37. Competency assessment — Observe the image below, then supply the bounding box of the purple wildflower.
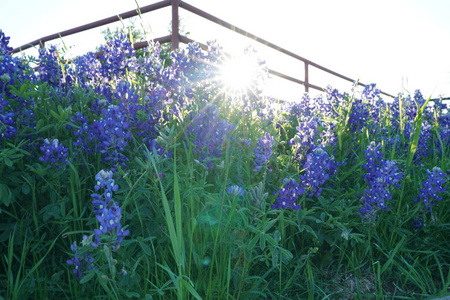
[227,185,245,197]
[186,104,235,170]
[0,30,13,54]
[360,142,403,218]
[289,117,320,164]
[253,132,274,173]
[299,147,336,198]
[66,241,96,280]
[37,45,73,87]
[72,52,102,87]
[0,95,16,140]
[38,138,69,167]
[411,217,423,230]
[413,167,447,213]
[271,178,303,210]
[90,170,129,251]
[98,33,138,82]
[90,104,132,170]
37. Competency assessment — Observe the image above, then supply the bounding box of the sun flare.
[218,55,259,96]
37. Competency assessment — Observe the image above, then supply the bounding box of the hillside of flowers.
[0,29,449,299]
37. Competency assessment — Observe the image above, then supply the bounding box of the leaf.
[0,184,13,206]
[179,277,202,300]
[22,183,30,195]
[36,119,45,131]
[300,225,318,239]
[265,234,278,247]
[79,270,95,284]
[50,109,62,121]
[259,233,266,251]
[124,291,141,298]
[4,157,13,167]
[247,235,259,251]
[139,241,152,256]
[279,248,294,263]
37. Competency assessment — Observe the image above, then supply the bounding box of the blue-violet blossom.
[360,141,403,218]
[271,178,303,210]
[39,138,69,167]
[253,132,274,173]
[413,167,447,213]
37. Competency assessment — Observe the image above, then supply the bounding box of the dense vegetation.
[0,29,449,299]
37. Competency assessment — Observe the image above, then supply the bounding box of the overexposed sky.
[2,0,450,101]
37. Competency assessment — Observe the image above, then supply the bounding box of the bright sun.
[218,55,259,96]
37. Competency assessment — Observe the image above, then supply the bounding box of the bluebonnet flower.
[0,30,13,54]
[38,138,69,167]
[0,33,36,142]
[299,147,336,198]
[98,33,138,82]
[348,97,370,132]
[289,117,321,164]
[94,169,116,191]
[361,83,381,101]
[288,94,316,119]
[66,241,96,280]
[411,217,424,230]
[227,185,245,197]
[253,132,274,173]
[137,42,164,82]
[318,122,337,149]
[90,104,131,170]
[325,86,347,113]
[114,81,161,146]
[0,94,16,141]
[402,120,433,164]
[413,167,447,213]
[186,104,235,170]
[271,178,303,210]
[360,141,403,218]
[66,112,90,155]
[37,45,65,87]
[67,84,162,169]
[362,83,385,124]
[435,114,450,156]
[72,52,102,87]
[391,90,431,128]
[146,138,172,160]
[90,170,129,251]
[1,32,35,93]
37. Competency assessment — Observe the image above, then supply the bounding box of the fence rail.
[12,0,397,98]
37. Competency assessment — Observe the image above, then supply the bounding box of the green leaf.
[0,184,13,206]
[79,270,95,284]
[259,233,266,251]
[247,235,259,250]
[265,234,278,247]
[4,157,13,167]
[22,183,30,195]
[124,291,141,298]
[36,119,45,131]
[139,241,152,256]
[179,277,202,300]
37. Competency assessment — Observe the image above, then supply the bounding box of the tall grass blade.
[405,96,431,170]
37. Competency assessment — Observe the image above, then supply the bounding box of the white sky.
[2,0,450,101]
